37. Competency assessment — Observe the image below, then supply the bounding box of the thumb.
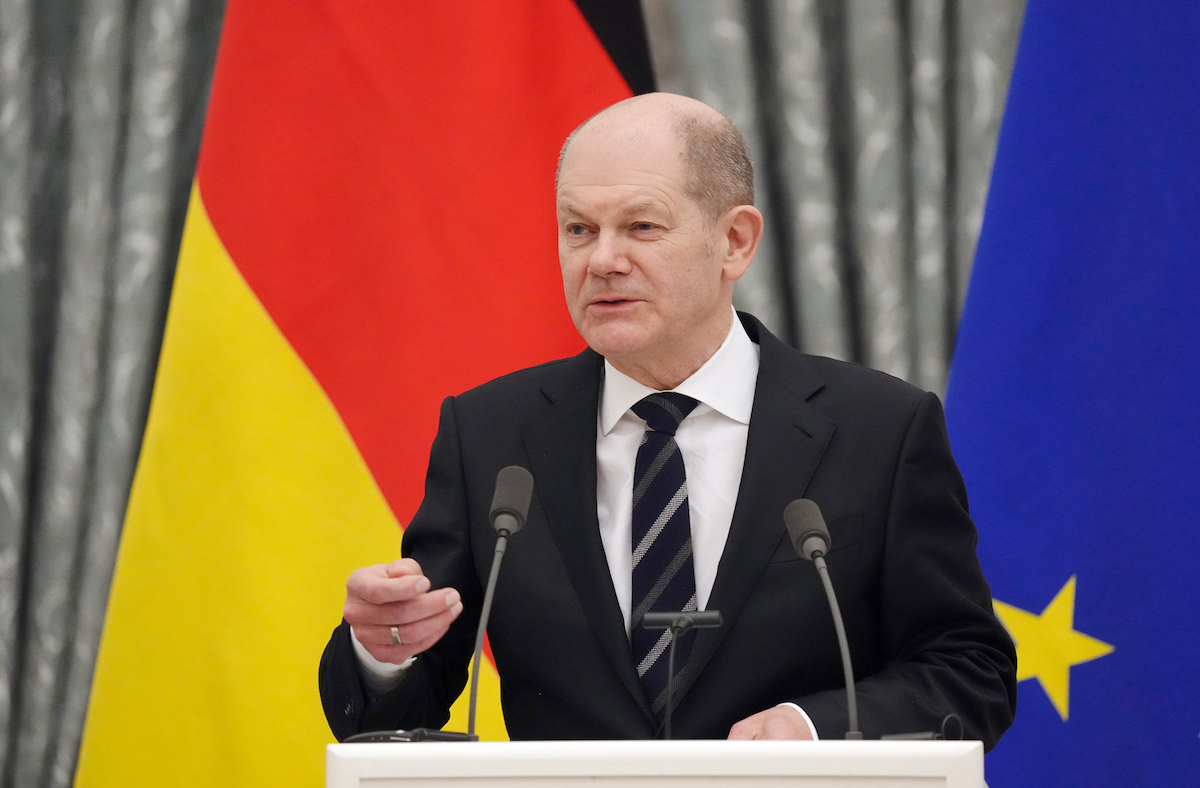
[384,557,422,578]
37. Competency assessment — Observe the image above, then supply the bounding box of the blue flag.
[945,1,1200,785]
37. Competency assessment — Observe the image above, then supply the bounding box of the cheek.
[686,258,725,298]
[559,255,586,299]
[668,266,713,306]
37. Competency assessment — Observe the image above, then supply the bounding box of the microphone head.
[489,466,534,534]
[783,498,831,561]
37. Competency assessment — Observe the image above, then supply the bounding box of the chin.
[579,325,649,360]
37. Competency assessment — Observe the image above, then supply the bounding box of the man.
[319,93,1016,744]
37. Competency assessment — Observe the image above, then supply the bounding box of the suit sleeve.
[319,396,483,739]
[790,392,1017,749]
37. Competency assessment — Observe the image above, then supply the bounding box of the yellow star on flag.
[993,575,1113,721]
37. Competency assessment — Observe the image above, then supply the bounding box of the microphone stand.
[784,499,862,739]
[467,465,534,739]
[641,610,722,739]
[466,524,512,738]
[810,552,861,739]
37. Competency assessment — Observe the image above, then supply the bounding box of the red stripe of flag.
[197,0,639,523]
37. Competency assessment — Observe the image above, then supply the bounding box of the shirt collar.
[599,310,760,435]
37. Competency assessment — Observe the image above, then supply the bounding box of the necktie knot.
[631,392,699,436]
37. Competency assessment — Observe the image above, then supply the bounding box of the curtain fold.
[0,1,224,785]
[645,0,1025,392]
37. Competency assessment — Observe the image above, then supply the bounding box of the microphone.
[784,499,862,740]
[467,466,534,738]
[489,465,534,537]
[641,610,722,740]
[784,498,830,561]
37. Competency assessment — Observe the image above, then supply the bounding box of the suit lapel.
[672,315,836,708]
[521,351,656,722]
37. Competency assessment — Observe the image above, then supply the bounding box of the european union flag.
[944,2,1200,785]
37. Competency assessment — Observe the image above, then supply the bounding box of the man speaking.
[319,93,1017,745]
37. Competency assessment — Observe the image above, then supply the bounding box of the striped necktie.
[629,391,699,718]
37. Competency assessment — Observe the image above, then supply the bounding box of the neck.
[609,362,695,392]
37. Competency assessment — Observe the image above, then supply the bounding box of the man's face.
[556,123,732,383]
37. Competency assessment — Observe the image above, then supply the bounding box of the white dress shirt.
[352,311,816,737]
[595,311,758,635]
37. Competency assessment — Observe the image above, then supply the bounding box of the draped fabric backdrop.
[644,0,1025,391]
[0,1,224,786]
[0,1,1023,785]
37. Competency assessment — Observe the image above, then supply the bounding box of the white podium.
[326,740,985,787]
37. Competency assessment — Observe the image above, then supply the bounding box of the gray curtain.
[0,0,224,785]
[0,1,1020,785]
[644,0,1025,393]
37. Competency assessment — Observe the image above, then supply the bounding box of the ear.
[718,205,764,282]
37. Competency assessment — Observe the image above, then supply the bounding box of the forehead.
[556,123,688,214]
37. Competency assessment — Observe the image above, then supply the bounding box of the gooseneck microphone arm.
[783,499,862,740]
[812,551,860,738]
[467,535,508,737]
[467,466,534,739]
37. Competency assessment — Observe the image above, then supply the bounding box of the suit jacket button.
[344,699,355,719]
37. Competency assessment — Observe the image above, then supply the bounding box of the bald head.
[557,93,755,221]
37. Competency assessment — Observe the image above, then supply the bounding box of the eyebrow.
[618,200,667,218]
[556,199,583,217]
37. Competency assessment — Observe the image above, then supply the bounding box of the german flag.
[76,2,654,784]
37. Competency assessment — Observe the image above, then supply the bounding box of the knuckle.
[347,565,384,595]
[406,615,451,648]
[360,584,387,606]
[343,596,371,623]
[389,557,421,577]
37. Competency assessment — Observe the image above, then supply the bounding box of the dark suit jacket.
[320,313,1016,747]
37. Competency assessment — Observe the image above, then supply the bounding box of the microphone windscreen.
[784,498,831,561]
[489,466,535,534]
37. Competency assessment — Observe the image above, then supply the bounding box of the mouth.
[589,296,640,307]
[586,298,640,316]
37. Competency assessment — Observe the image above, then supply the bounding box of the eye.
[632,222,656,232]
[565,224,588,236]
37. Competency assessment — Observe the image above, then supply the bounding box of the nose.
[587,229,632,277]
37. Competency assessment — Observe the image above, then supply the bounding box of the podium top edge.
[326,739,984,779]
